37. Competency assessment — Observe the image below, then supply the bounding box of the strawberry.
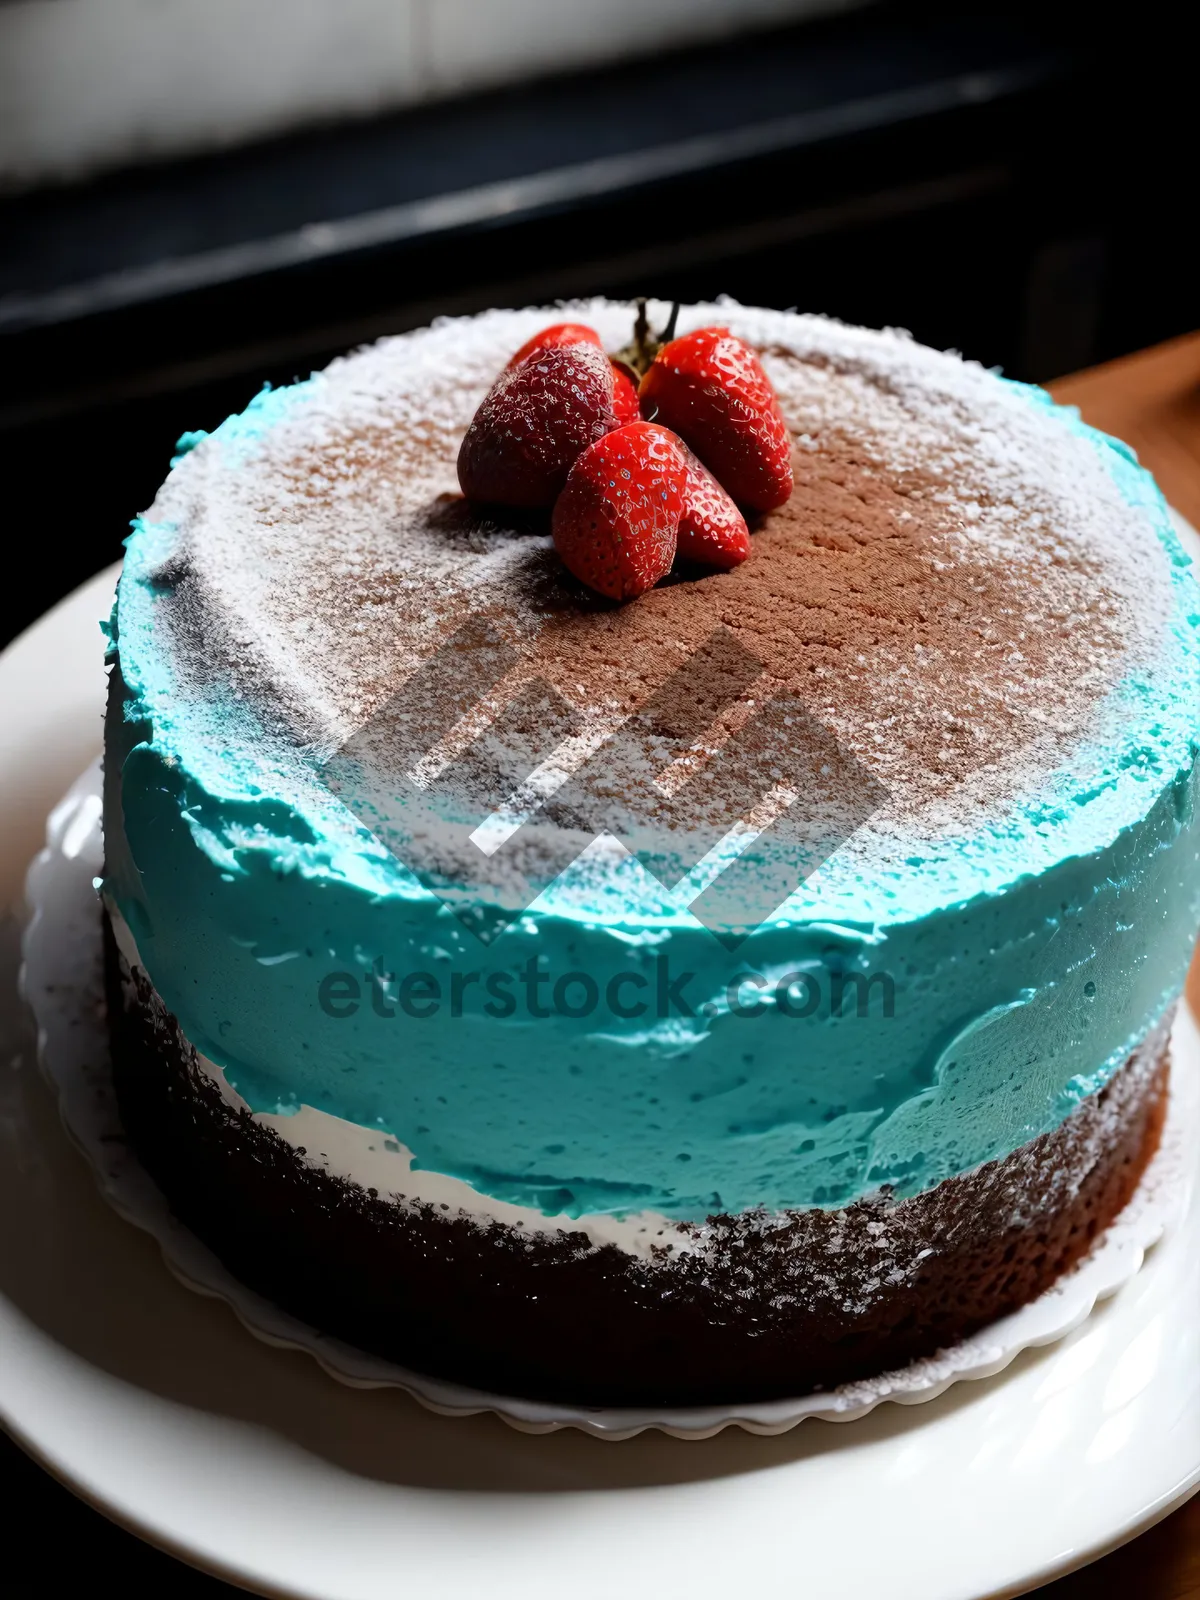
[552,422,687,601]
[638,327,793,511]
[677,447,751,569]
[610,361,641,425]
[506,321,603,369]
[508,322,640,424]
[458,343,623,508]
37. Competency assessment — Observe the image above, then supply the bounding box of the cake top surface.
[115,299,1200,931]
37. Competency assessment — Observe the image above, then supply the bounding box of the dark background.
[1,2,1194,652]
[3,1,1197,653]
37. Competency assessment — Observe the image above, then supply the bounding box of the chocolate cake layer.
[106,917,1170,1407]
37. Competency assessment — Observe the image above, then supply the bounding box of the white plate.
[2,562,1200,1600]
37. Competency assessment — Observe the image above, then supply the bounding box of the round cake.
[101,300,1200,1405]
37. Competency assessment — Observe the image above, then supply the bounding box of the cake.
[101,300,1200,1406]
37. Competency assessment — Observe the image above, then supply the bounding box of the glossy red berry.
[552,422,687,600]
[610,362,641,425]
[506,322,604,369]
[639,327,793,511]
[677,447,751,569]
[457,343,623,508]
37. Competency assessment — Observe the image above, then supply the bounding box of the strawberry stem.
[614,298,683,377]
[633,299,652,372]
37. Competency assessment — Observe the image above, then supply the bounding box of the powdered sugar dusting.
[141,300,1183,867]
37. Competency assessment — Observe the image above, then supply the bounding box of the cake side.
[105,914,1172,1406]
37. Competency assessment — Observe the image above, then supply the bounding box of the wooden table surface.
[1051,332,1200,533]
[1036,331,1200,1598]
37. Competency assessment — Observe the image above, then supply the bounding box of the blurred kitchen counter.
[1043,331,1200,1599]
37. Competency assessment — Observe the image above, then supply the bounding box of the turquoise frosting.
[102,376,1200,1222]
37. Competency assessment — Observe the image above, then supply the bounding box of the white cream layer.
[108,901,697,1258]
